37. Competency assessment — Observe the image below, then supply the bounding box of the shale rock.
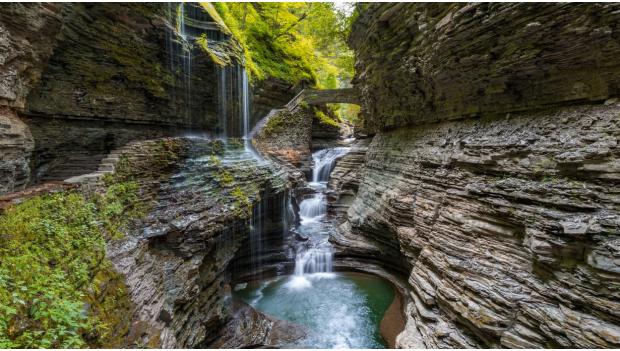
[102,137,293,347]
[252,105,314,169]
[349,3,620,131]
[344,3,620,348]
[346,104,620,348]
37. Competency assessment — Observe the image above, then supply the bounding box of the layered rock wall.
[350,3,620,131]
[0,3,297,194]
[101,138,294,347]
[0,4,63,193]
[345,3,620,348]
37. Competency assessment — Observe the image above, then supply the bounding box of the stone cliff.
[342,3,620,348]
[0,3,297,194]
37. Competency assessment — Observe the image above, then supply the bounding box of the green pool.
[234,272,395,348]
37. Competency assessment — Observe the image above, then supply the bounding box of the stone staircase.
[63,143,134,186]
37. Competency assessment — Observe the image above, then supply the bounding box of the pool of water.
[234,272,395,349]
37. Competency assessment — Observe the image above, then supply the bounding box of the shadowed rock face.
[0,4,63,194]
[0,3,297,194]
[349,3,620,132]
[343,3,620,348]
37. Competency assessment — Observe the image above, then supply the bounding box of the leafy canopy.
[209,2,354,89]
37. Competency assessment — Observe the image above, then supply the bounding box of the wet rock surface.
[0,4,297,194]
[345,104,620,348]
[252,105,314,169]
[99,138,294,347]
[0,4,63,193]
[207,299,307,348]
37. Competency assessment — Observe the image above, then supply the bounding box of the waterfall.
[289,147,351,288]
[250,197,263,277]
[294,247,333,276]
[311,147,350,183]
[218,67,227,137]
[242,67,250,142]
[299,193,326,224]
[177,3,192,123]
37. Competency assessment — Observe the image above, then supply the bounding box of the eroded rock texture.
[344,3,620,348]
[0,3,297,194]
[0,4,63,193]
[102,138,294,347]
[349,3,620,131]
[252,105,314,168]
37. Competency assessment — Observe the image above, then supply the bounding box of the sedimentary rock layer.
[345,3,620,348]
[347,102,620,348]
[349,3,620,131]
[100,138,293,347]
[0,3,297,194]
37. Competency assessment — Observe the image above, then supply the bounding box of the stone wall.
[0,4,63,194]
[344,3,620,348]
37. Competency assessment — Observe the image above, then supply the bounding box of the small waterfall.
[250,197,263,277]
[294,247,333,276]
[311,147,350,183]
[242,67,250,142]
[166,2,193,124]
[299,193,326,224]
[177,3,192,123]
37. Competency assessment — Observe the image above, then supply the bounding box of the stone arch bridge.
[285,88,361,109]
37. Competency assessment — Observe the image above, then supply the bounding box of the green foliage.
[262,113,286,136]
[314,107,340,127]
[210,2,355,88]
[0,183,143,348]
[98,181,146,239]
[327,103,360,124]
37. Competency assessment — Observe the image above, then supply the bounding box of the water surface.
[235,272,394,349]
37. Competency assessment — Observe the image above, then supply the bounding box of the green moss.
[262,113,286,136]
[216,169,235,187]
[231,186,252,217]
[227,138,244,149]
[209,154,222,167]
[0,182,142,348]
[314,107,339,127]
[196,34,227,66]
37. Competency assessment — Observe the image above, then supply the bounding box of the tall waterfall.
[217,67,227,138]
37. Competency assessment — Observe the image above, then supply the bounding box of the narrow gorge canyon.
[1,2,619,349]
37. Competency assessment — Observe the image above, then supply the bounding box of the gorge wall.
[0,3,297,194]
[344,3,620,348]
[100,138,297,348]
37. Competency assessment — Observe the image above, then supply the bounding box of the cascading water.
[166,2,193,123]
[235,146,396,348]
[217,67,227,138]
[311,147,351,183]
[288,146,350,286]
